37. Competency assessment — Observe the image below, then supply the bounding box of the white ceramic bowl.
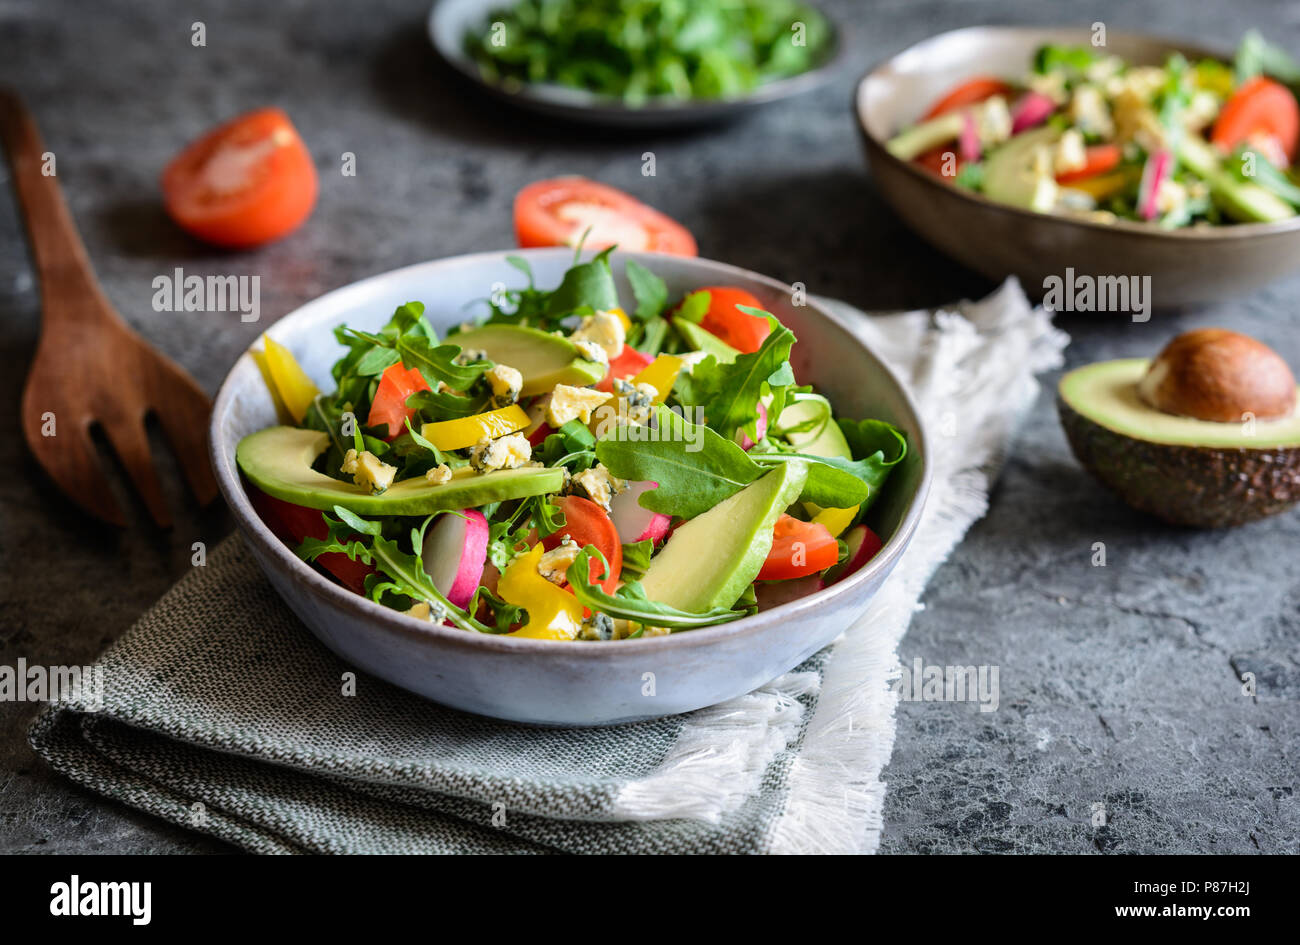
[210,249,930,725]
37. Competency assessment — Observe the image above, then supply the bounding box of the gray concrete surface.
[0,0,1296,854]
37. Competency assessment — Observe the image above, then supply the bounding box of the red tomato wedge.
[249,487,374,594]
[367,362,431,440]
[596,345,653,393]
[757,514,839,581]
[162,107,318,248]
[923,77,1015,120]
[682,286,771,354]
[1212,76,1300,164]
[1056,144,1123,184]
[514,178,697,256]
[543,496,623,594]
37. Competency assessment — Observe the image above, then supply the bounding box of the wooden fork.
[0,89,216,527]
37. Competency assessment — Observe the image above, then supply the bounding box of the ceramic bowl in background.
[210,249,930,726]
[855,26,1300,308]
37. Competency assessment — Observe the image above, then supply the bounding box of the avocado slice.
[1058,359,1300,527]
[886,111,966,162]
[1176,136,1295,224]
[236,426,565,514]
[675,320,740,363]
[451,324,604,396]
[639,460,808,613]
[983,126,1061,213]
[778,396,852,459]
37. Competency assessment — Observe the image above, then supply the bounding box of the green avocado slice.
[639,460,808,613]
[236,426,565,514]
[983,126,1061,213]
[1058,359,1300,527]
[451,324,604,396]
[675,320,740,363]
[777,396,853,459]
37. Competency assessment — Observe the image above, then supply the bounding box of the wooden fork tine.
[148,368,219,507]
[20,404,126,527]
[101,413,171,528]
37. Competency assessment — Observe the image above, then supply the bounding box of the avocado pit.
[1137,329,1296,423]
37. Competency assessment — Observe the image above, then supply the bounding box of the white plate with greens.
[428,0,842,127]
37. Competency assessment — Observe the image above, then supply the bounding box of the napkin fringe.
[611,670,820,824]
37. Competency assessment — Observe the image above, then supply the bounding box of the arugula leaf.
[837,418,908,512]
[396,333,489,391]
[545,248,618,317]
[749,452,868,508]
[595,405,762,518]
[568,548,746,629]
[1235,29,1300,85]
[683,314,796,440]
[625,259,668,321]
[619,539,654,580]
[639,315,671,356]
[405,386,488,421]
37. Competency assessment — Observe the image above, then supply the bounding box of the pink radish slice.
[610,480,670,544]
[420,509,488,609]
[959,110,982,162]
[1137,149,1172,221]
[738,402,769,451]
[755,575,825,611]
[826,524,883,585]
[1010,91,1056,134]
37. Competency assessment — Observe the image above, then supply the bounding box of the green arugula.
[678,312,796,440]
[568,549,746,629]
[545,248,619,317]
[619,539,654,580]
[625,259,668,321]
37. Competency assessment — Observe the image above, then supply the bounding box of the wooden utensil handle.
[0,88,108,321]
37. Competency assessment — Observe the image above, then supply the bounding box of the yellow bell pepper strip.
[262,336,320,423]
[609,306,632,333]
[421,404,530,452]
[811,504,858,539]
[250,348,293,424]
[632,354,683,405]
[1067,169,1131,201]
[500,545,584,640]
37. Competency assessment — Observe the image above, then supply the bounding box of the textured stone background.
[0,0,1296,854]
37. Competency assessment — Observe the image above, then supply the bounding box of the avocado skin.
[1058,397,1300,528]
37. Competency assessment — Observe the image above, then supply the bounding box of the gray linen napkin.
[29,284,1065,854]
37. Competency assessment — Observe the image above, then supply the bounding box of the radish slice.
[1010,91,1056,134]
[420,509,488,609]
[738,402,768,451]
[959,110,982,162]
[825,524,883,585]
[755,575,825,611]
[610,480,670,544]
[1137,148,1172,221]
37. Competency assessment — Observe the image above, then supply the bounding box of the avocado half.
[1058,359,1300,527]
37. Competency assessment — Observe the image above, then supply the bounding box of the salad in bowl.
[886,31,1300,228]
[235,250,907,644]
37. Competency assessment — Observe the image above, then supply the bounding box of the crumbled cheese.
[469,433,532,472]
[547,384,611,427]
[611,378,657,425]
[975,95,1012,148]
[485,363,523,407]
[578,612,616,641]
[571,309,625,360]
[569,463,625,511]
[425,463,453,485]
[1084,56,1123,84]
[573,339,608,365]
[1027,70,1069,106]
[1155,178,1189,216]
[1183,90,1220,133]
[537,536,580,585]
[676,351,709,373]
[1068,84,1115,139]
[406,599,448,623]
[341,448,396,494]
[639,625,671,638]
[1053,128,1088,176]
[1104,66,1166,105]
[455,348,488,366]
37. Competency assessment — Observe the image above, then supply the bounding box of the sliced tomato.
[249,487,374,594]
[367,362,431,440]
[596,345,653,393]
[923,77,1015,120]
[915,144,962,181]
[514,177,697,256]
[1212,77,1300,164]
[757,514,839,581]
[680,286,771,354]
[1055,143,1123,184]
[543,495,622,594]
[162,107,318,248]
